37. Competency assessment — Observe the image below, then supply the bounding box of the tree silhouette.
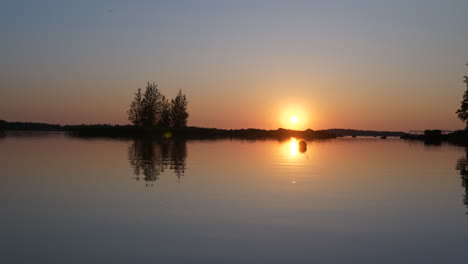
[159,95,172,127]
[128,83,189,128]
[128,88,143,126]
[128,82,163,127]
[141,82,162,127]
[456,64,468,129]
[171,90,189,127]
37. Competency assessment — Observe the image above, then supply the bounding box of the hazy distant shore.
[0,120,409,140]
[67,125,339,140]
[0,120,336,140]
[401,129,468,146]
[2,120,468,144]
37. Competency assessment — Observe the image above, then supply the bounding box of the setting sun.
[290,116,299,123]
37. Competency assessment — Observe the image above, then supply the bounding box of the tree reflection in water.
[128,139,187,187]
[456,147,468,213]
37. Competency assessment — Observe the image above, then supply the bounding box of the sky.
[1,0,467,131]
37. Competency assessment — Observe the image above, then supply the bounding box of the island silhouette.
[2,70,468,145]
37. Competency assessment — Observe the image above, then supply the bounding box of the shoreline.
[65,125,338,140]
[4,120,466,144]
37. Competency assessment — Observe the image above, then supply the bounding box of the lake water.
[1,133,468,263]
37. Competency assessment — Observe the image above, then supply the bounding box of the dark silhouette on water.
[423,130,442,145]
[401,129,468,146]
[298,140,307,153]
[455,147,468,214]
[128,138,187,186]
[328,128,407,137]
[2,119,410,140]
[66,125,337,141]
[0,119,61,131]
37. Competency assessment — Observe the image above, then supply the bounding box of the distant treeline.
[3,120,467,144]
[0,120,62,131]
[0,121,336,140]
[401,129,468,146]
[1,120,409,137]
[327,129,408,137]
[66,125,337,140]
[3,119,425,141]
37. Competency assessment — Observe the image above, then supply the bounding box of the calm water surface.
[1,133,468,263]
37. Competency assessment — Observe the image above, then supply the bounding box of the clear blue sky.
[1,0,467,130]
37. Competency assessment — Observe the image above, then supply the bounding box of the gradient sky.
[1,0,467,131]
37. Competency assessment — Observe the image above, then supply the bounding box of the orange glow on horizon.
[279,103,311,130]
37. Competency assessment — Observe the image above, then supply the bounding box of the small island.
[0,82,336,140]
[2,72,468,145]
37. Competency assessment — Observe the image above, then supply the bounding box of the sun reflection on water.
[289,137,298,157]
